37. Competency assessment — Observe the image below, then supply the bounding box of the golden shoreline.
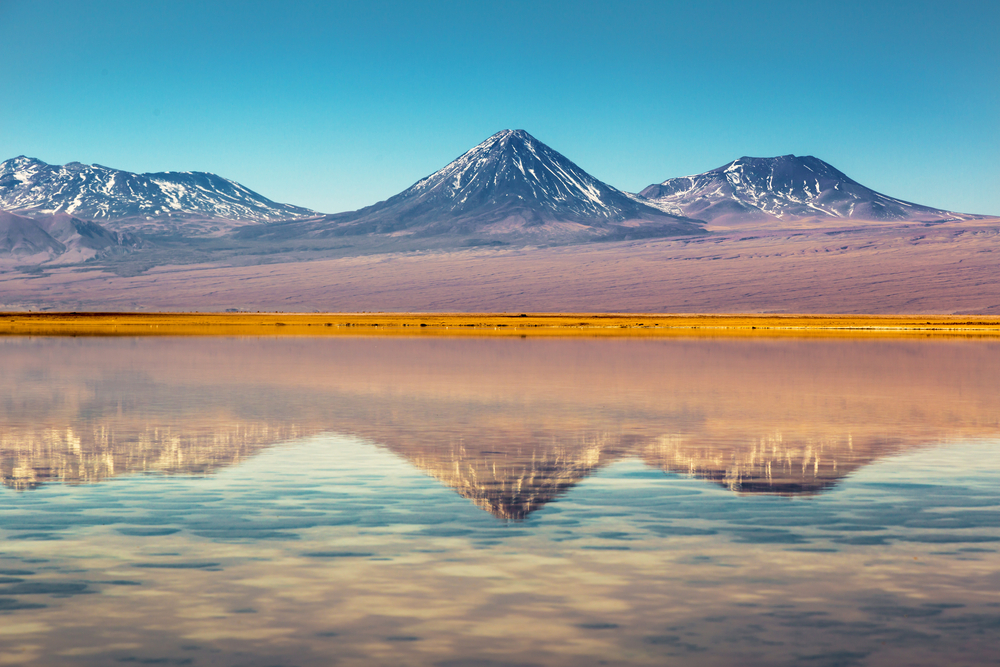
[2,312,1000,338]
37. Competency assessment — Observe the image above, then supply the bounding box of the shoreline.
[3,312,1000,337]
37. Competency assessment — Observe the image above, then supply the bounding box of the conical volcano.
[387,129,675,223]
[237,130,705,245]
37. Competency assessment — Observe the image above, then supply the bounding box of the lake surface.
[1,336,998,666]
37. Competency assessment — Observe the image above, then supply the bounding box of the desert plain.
[2,218,999,315]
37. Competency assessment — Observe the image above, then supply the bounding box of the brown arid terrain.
[4,337,1000,513]
[1,218,998,313]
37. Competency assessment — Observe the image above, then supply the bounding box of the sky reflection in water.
[0,336,998,667]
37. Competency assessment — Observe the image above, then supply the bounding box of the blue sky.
[1,0,997,215]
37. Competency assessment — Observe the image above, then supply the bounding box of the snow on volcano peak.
[387,129,670,221]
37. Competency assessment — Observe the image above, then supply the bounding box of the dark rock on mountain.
[0,157,314,235]
[638,155,977,224]
[236,129,705,245]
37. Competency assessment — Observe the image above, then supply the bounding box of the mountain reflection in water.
[1,336,999,667]
[3,337,998,515]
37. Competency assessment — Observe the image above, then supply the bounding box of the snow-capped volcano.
[239,130,704,244]
[393,128,665,221]
[638,155,973,224]
[0,157,314,235]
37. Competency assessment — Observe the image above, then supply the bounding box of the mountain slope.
[638,155,977,225]
[0,210,141,264]
[237,129,705,245]
[0,210,65,259]
[36,213,143,262]
[0,157,314,235]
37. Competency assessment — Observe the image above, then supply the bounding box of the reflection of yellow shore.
[3,312,1000,337]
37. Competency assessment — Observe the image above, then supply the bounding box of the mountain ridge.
[0,156,315,236]
[2,140,993,271]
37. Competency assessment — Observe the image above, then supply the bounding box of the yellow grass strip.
[2,312,1000,338]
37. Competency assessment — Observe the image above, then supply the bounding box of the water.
[1,336,998,666]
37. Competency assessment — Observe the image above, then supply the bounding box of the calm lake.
[1,336,998,666]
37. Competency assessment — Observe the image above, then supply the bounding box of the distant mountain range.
[0,156,314,236]
[0,132,990,266]
[638,154,972,224]
[236,129,704,245]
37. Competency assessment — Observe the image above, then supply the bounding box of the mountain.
[0,157,315,236]
[0,210,141,264]
[0,210,66,259]
[638,155,975,225]
[237,129,705,245]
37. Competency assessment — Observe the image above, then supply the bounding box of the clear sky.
[1,0,997,215]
